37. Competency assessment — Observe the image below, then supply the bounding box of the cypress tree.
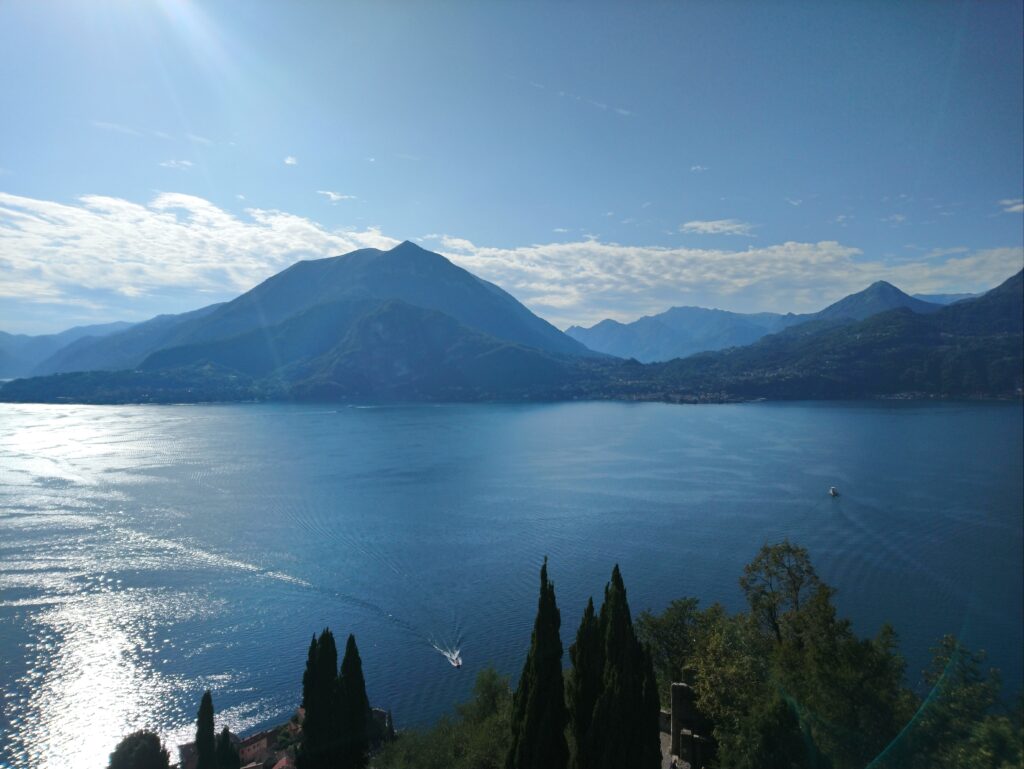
[298,628,339,769]
[506,557,569,769]
[337,634,371,769]
[214,727,241,769]
[577,565,661,769]
[301,633,317,709]
[568,597,603,769]
[195,690,216,769]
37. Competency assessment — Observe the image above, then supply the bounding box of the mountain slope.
[33,304,224,375]
[813,280,940,321]
[567,280,944,362]
[184,240,590,355]
[566,308,791,362]
[648,270,1023,399]
[0,321,134,378]
[34,241,590,376]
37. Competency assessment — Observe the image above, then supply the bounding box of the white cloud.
[159,159,194,170]
[881,213,907,224]
[680,219,754,236]
[186,133,213,145]
[785,198,803,207]
[689,165,709,173]
[317,190,356,203]
[284,156,298,166]
[999,198,1024,214]
[1,191,1019,332]
[0,191,397,314]
[553,228,569,233]
[429,235,1023,327]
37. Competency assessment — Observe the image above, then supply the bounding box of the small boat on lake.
[829,486,839,497]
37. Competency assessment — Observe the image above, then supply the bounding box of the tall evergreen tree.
[567,597,603,769]
[579,565,660,769]
[337,633,371,769]
[195,690,216,769]
[301,633,317,709]
[505,558,569,769]
[298,628,340,769]
[214,727,241,769]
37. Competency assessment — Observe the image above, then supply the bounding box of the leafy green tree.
[506,558,569,769]
[880,636,1020,769]
[739,540,820,643]
[567,597,602,769]
[337,633,371,769]
[195,690,216,769]
[636,596,704,703]
[215,726,241,769]
[108,731,171,769]
[586,565,660,769]
[299,628,340,769]
[375,668,512,769]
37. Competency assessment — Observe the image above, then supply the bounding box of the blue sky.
[1,0,1021,334]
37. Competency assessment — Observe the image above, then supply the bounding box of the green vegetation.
[6,270,1021,405]
[215,727,241,769]
[338,633,371,768]
[573,565,661,769]
[195,690,216,769]
[299,629,372,769]
[105,548,1020,768]
[108,731,171,769]
[375,668,513,769]
[635,540,1023,769]
[505,558,569,769]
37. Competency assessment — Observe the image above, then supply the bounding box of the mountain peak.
[815,279,940,321]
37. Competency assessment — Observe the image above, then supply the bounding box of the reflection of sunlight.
[12,589,195,768]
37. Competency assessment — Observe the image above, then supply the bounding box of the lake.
[0,400,1021,767]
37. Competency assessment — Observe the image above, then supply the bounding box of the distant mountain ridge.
[31,241,590,378]
[0,321,134,378]
[1,244,1017,404]
[567,280,943,362]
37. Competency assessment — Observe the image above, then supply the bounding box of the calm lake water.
[0,400,1021,767]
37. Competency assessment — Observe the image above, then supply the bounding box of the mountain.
[33,241,590,377]
[566,308,793,363]
[913,292,978,305]
[33,304,224,376]
[0,321,134,378]
[567,280,943,362]
[646,270,1023,399]
[812,280,941,321]
[4,241,598,402]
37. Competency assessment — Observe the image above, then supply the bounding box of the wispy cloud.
[2,191,1019,332]
[159,159,194,170]
[689,165,709,173]
[785,198,802,207]
[553,227,569,233]
[999,198,1024,214]
[680,219,754,236]
[881,213,907,225]
[317,190,356,203]
[91,120,142,136]
[284,156,298,166]
[186,133,213,146]
[0,191,397,319]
